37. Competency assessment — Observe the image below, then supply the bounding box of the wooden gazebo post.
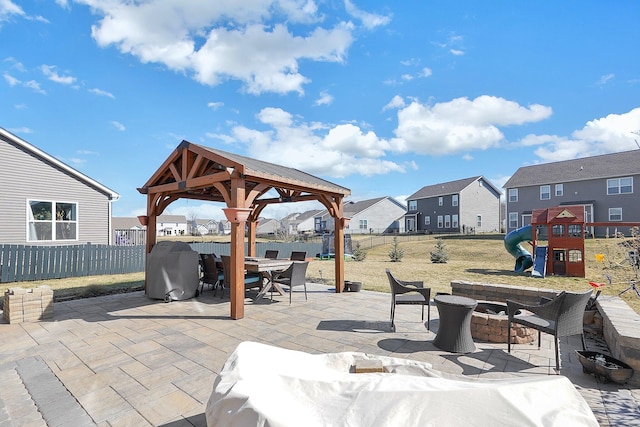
[226,176,248,320]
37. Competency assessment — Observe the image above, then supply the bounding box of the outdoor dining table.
[244,257,293,300]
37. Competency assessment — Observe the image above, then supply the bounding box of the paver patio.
[1,283,639,426]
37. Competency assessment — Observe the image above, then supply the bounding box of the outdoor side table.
[433,295,477,353]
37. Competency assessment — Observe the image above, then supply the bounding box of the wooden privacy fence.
[0,244,146,283]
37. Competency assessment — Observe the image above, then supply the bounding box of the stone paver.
[0,284,639,426]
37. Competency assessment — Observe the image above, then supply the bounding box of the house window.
[359,219,368,230]
[509,212,518,229]
[452,195,458,206]
[555,184,563,197]
[408,200,417,211]
[425,216,431,226]
[452,214,459,228]
[568,250,583,263]
[28,200,77,241]
[607,177,633,195]
[552,224,564,237]
[568,224,582,237]
[508,189,518,202]
[476,215,482,227]
[437,215,443,228]
[609,208,622,221]
[540,185,550,200]
[445,215,451,228]
[438,197,443,206]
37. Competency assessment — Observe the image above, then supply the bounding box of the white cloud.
[314,90,333,106]
[23,80,46,94]
[597,73,615,86]
[41,65,76,84]
[344,0,391,29]
[78,1,366,95]
[0,0,24,25]
[209,106,404,178]
[207,101,224,110]
[450,49,464,56]
[382,95,405,111]
[3,72,19,86]
[111,120,126,131]
[531,107,640,162]
[392,95,552,155]
[420,67,432,78]
[89,88,115,98]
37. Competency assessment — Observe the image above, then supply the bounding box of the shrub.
[389,236,404,262]
[430,238,449,263]
[352,242,367,261]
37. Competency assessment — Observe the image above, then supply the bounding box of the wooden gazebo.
[138,141,351,319]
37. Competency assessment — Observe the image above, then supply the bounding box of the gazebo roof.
[138,141,350,205]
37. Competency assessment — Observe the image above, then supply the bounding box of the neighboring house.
[0,127,120,245]
[405,176,501,234]
[156,215,188,236]
[503,150,640,237]
[295,209,325,234]
[113,215,188,237]
[189,219,218,236]
[256,218,280,235]
[342,197,407,234]
[299,197,407,235]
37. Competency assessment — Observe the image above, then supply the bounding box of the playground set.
[504,205,640,280]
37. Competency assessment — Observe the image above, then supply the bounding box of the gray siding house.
[503,149,640,237]
[406,176,501,234]
[0,128,120,245]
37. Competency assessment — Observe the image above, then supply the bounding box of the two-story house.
[405,176,501,234]
[503,149,640,237]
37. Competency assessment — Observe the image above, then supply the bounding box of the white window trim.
[424,216,430,226]
[27,199,79,242]
[508,189,518,202]
[609,207,622,221]
[437,215,443,228]
[408,200,417,210]
[508,212,518,229]
[607,177,633,195]
[540,185,551,200]
[452,195,458,206]
[555,184,563,197]
[438,197,443,206]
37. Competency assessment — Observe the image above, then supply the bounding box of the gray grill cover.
[146,241,199,301]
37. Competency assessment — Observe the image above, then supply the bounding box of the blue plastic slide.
[504,225,534,273]
[531,246,548,278]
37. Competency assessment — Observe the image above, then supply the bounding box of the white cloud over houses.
[390,95,553,155]
[529,107,640,162]
[74,0,388,95]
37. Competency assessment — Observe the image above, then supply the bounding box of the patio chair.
[507,289,592,371]
[386,269,431,332]
[290,251,307,261]
[200,253,224,294]
[218,255,263,298]
[264,250,279,259]
[272,261,309,304]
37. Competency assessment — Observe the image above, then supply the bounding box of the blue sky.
[2,1,640,221]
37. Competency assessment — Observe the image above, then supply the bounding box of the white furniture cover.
[206,342,598,427]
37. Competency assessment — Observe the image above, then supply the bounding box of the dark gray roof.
[503,150,640,188]
[408,176,499,200]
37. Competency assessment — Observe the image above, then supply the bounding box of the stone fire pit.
[470,301,536,344]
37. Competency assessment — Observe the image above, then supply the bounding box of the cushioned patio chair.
[386,269,431,332]
[290,251,307,261]
[507,289,592,371]
[264,250,279,259]
[218,255,262,298]
[200,253,223,294]
[273,261,309,304]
